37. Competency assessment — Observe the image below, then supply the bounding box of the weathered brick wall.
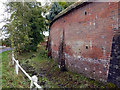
[49,2,119,85]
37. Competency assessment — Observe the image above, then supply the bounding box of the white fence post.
[12,51,42,89]
[12,51,14,65]
[15,60,19,75]
[30,75,38,89]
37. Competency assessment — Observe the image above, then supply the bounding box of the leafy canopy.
[3,1,47,55]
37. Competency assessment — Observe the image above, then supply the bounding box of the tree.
[1,38,11,47]
[28,2,46,51]
[58,2,74,9]
[45,1,74,27]
[46,2,63,21]
[3,1,47,55]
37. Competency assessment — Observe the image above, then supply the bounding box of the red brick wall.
[50,2,119,82]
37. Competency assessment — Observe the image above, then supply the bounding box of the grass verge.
[1,51,29,88]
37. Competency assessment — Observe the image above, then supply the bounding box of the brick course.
[49,2,120,87]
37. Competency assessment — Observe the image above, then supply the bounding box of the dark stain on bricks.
[49,2,120,88]
[108,34,120,88]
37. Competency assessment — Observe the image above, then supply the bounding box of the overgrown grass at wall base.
[17,45,118,88]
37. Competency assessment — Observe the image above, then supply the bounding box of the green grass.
[1,51,29,88]
[1,45,116,88]
[17,45,118,88]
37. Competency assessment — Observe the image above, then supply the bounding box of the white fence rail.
[12,51,42,90]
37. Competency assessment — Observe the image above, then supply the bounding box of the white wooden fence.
[12,51,43,90]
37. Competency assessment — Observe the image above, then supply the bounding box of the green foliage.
[27,2,46,51]
[107,83,116,88]
[46,2,63,21]
[58,2,74,9]
[3,1,47,54]
[45,1,74,30]
[1,38,11,47]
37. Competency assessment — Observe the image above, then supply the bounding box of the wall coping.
[50,0,92,27]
